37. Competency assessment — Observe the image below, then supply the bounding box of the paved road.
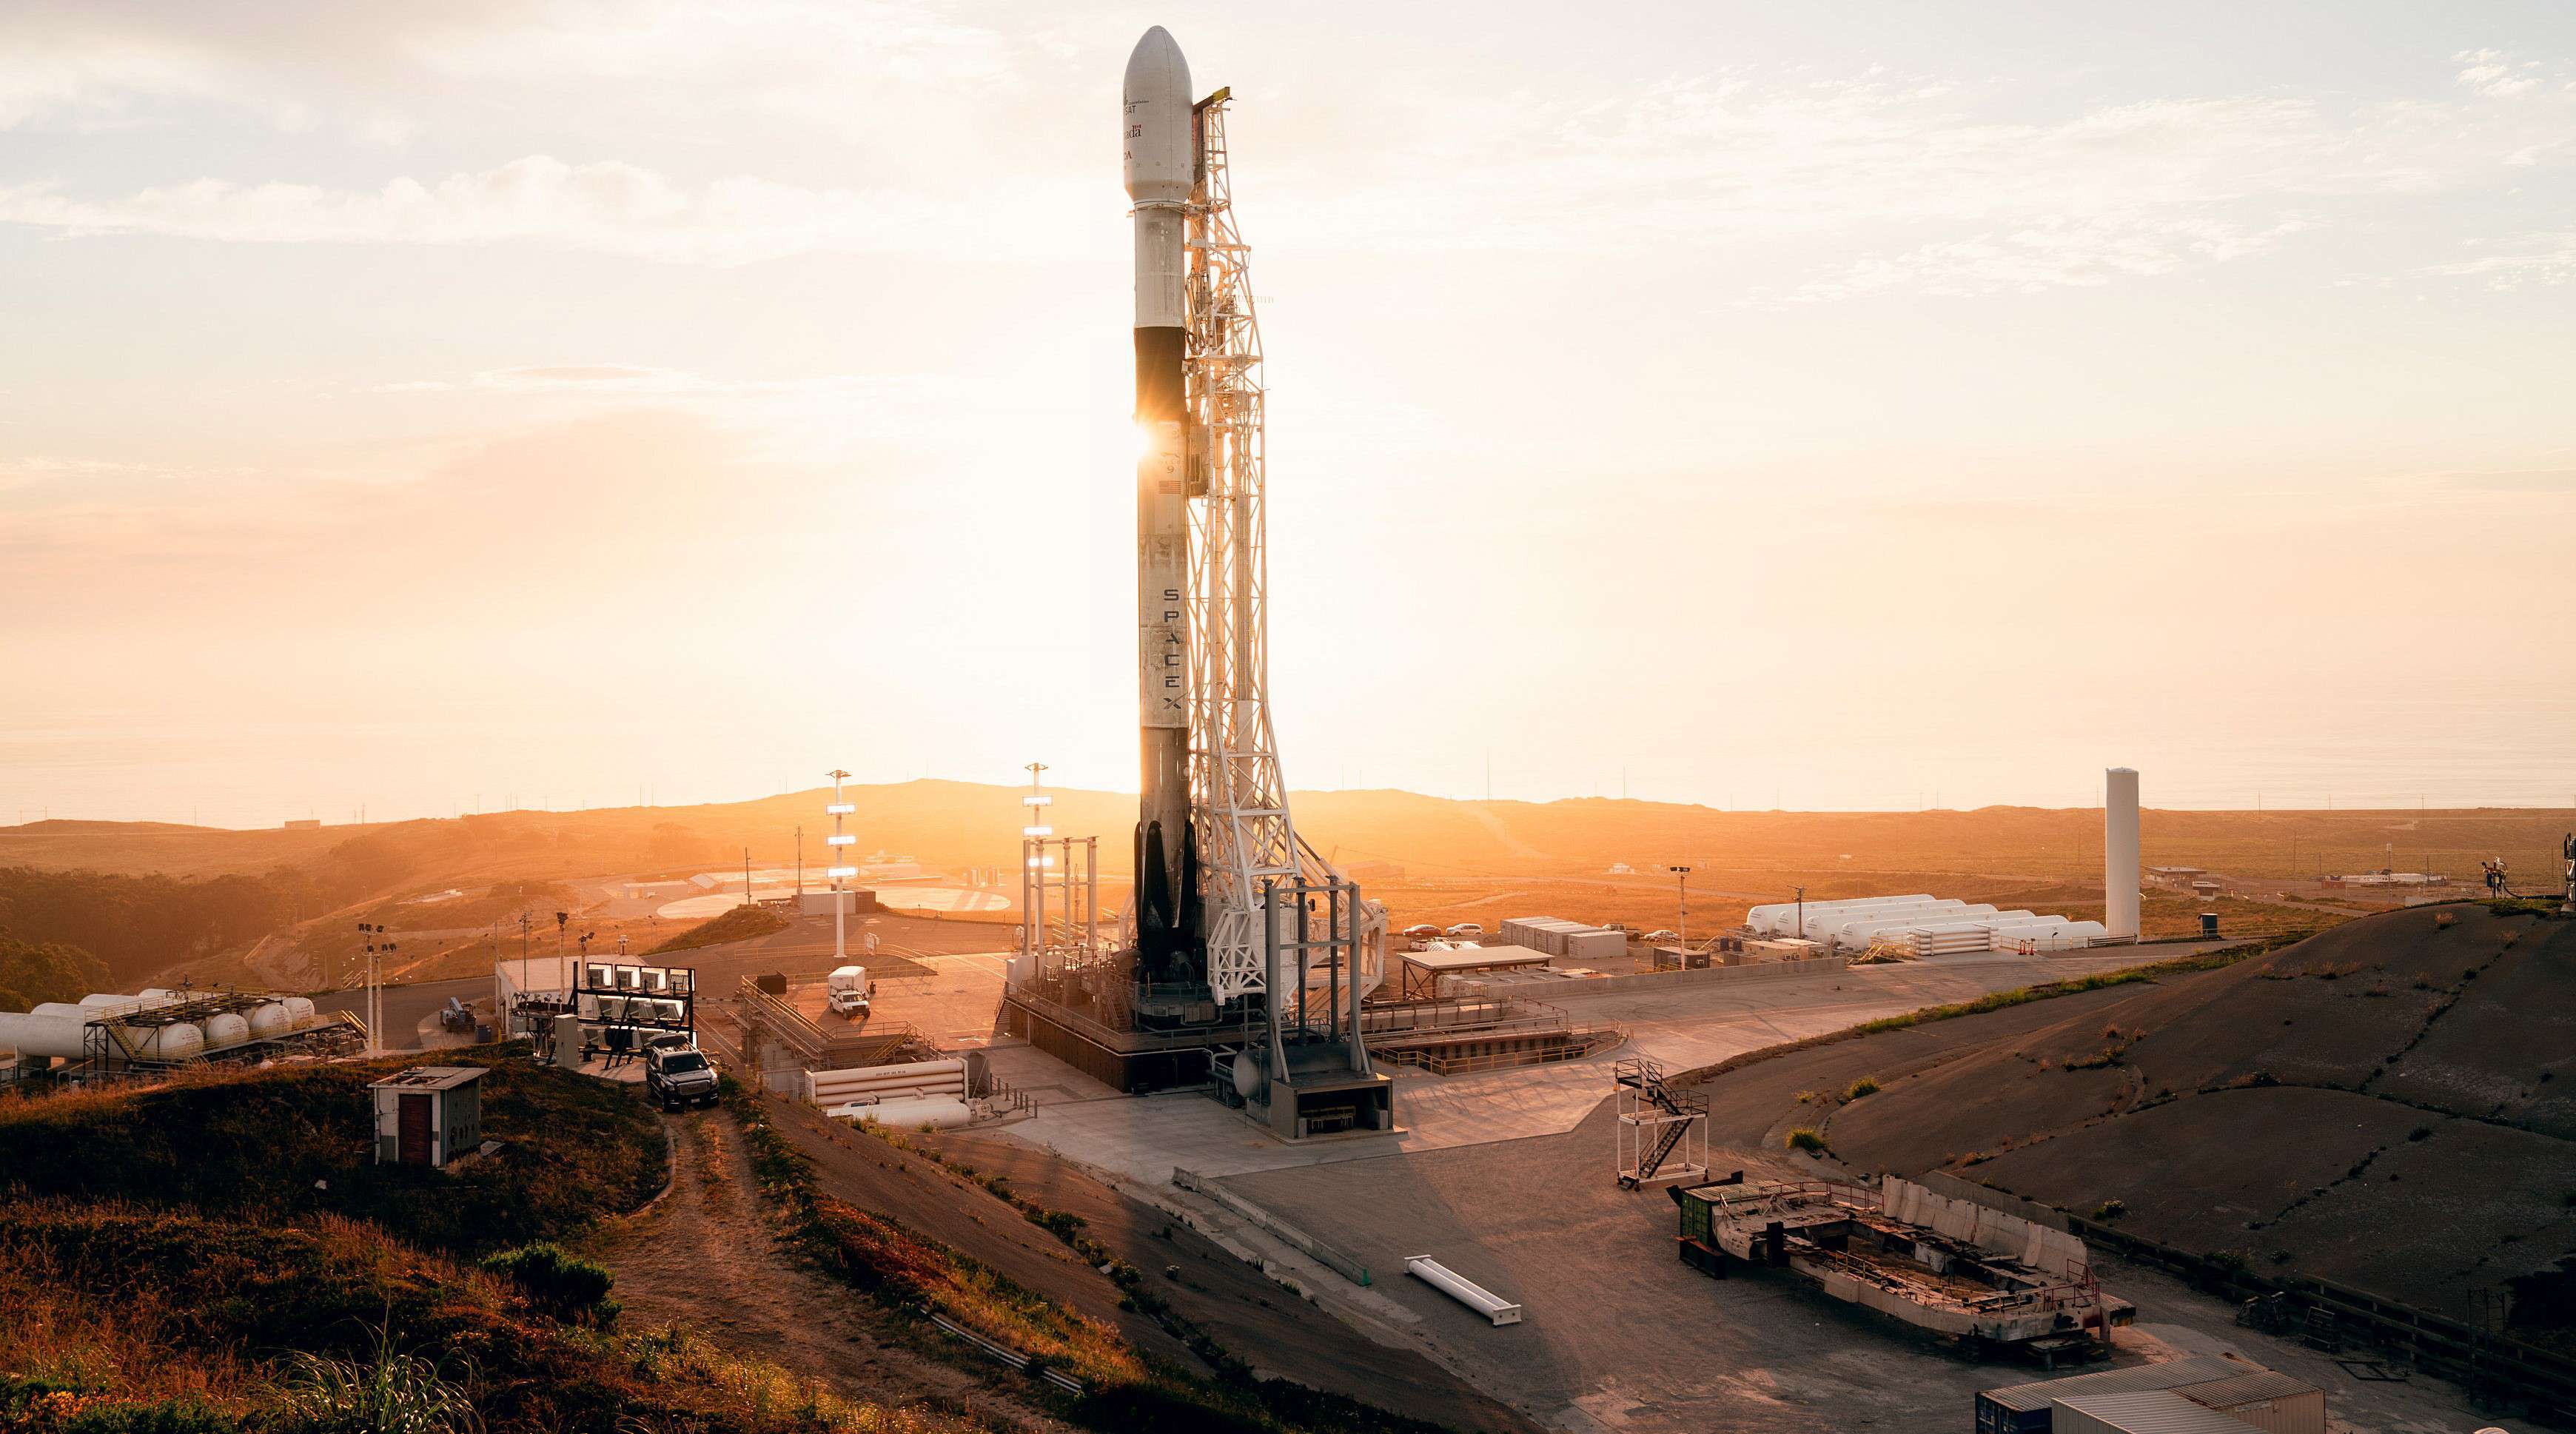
[310,976,491,1052]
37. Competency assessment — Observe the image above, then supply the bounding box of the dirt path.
[588,1110,1067,1434]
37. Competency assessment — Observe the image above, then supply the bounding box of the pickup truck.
[643,1043,720,1111]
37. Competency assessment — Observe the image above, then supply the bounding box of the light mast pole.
[825,770,857,961]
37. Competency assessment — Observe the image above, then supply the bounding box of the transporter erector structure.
[1006,27,1390,1137]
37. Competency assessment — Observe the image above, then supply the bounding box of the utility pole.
[1668,865,1693,951]
[1795,884,1806,941]
[356,922,395,1056]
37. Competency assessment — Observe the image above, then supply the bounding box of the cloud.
[2434,232,2576,289]
[1262,53,2576,301]
[0,155,1082,264]
[2456,49,2547,99]
[0,33,237,130]
[1781,215,2307,302]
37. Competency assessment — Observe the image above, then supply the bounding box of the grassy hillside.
[8,782,2567,895]
[0,1046,662,1256]
[7,783,2561,987]
[1,1202,980,1433]
[0,1051,999,1433]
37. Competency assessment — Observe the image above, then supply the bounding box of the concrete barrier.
[1173,1166,1372,1287]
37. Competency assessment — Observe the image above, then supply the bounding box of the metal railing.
[1378,1025,1626,1076]
[928,1313,1084,1396]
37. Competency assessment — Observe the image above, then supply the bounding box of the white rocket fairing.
[1125,27,1196,974]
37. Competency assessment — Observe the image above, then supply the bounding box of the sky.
[3,0,2573,826]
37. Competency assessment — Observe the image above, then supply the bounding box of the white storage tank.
[113,1022,204,1062]
[0,1012,90,1061]
[203,1012,250,1050]
[30,1002,90,1020]
[247,1002,291,1038]
[282,996,318,1028]
[1754,894,1935,939]
[1819,902,1968,948]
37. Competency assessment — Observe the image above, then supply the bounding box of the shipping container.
[2054,1390,2267,1434]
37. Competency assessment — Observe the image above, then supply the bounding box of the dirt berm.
[768,1096,1538,1433]
[1705,904,2576,1335]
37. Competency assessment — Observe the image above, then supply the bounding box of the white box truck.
[825,965,873,1018]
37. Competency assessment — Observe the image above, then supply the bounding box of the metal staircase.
[1616,1057,1708,1189]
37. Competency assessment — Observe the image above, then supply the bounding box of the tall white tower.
[2104,767,2141,940]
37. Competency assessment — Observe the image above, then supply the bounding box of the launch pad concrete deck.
[994,945,2226,1189]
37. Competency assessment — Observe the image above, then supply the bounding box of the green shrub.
[479,1241,618,1325]
[1786,1128,1827,1154]
[2091,1199,2127,1222]
[1843,1076,1879,1100]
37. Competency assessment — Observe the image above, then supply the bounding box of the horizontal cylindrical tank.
[0,1012,90,1060]
[806,1059,968,1108]
[282,996,317,1028]
[1819,902,1974,948]
[247,1002,290,1038]
[96,1021,204,1062]
[1749,894,1937,938]
[30,1002,89,1019]
[203,1012,250,1049]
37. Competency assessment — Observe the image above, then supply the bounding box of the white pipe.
[1403,1255,1522,1326]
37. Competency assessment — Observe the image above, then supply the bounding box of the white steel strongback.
[1181,96,1386,1008]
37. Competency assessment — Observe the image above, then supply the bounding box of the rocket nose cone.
[1124,25,1190,107]
[1123,26,1193,203]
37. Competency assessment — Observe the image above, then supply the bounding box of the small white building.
[369,1065,487,1169]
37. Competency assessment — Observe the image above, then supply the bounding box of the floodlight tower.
[1022,763,1053,967]
[824,769,858,959]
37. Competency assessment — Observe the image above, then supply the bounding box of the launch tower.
[1005,27,1390,1139]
